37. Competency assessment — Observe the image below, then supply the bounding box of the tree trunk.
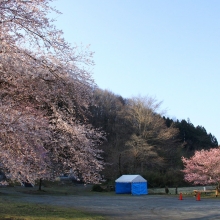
[118,154,122,176]
[38,178,42,191]
[141,162,143,173]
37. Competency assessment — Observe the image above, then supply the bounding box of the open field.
[0,184,220,220]
[0,198,105,220]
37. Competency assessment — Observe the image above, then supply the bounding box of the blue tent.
[115,175,148,195]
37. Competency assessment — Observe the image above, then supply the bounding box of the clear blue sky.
[51,0,220,143]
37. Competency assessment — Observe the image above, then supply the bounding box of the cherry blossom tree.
[0,0,105,185]
[182,148,220,186]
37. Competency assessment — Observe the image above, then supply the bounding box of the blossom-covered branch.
[0,0,105,185]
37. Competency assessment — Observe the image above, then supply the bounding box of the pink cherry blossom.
[182,148,220,185]
[0,0,105,185]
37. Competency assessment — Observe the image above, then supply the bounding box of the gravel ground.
[1,185,220,220]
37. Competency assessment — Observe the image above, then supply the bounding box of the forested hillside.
[89,89,218,187]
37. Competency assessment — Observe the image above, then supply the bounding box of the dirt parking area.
[1,185,220,220]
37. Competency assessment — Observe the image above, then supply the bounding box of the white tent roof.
[115,175,147,183]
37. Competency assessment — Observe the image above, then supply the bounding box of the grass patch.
[0,197,106,220]
[13,183,116,197]
[4,183,94,197]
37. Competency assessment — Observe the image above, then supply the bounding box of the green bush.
[143,169,188,188]
[92,184,103,192]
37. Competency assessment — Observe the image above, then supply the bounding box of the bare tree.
[125,96,179,172]
[90,89,132,179]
